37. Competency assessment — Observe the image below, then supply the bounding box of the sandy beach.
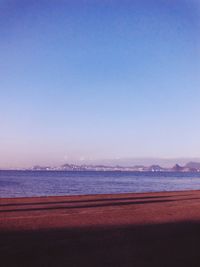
[1,190,200,266]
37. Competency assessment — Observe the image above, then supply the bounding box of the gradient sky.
[0,0,200,168]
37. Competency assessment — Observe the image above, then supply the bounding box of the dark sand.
[1,190,200,266]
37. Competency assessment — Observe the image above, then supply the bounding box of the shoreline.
[1,190,200,266]
[1,187,200,200]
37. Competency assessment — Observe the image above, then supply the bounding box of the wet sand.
[1,190,200,266]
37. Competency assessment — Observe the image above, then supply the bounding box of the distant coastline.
[5,161,199,172]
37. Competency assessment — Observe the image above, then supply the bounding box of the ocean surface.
[1,170,200,198]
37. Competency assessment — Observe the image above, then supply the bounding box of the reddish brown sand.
[1,190,200,266]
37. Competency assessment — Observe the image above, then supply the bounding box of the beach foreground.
[1,190,200,266]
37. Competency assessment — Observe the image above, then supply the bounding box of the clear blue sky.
[0,0,200,168]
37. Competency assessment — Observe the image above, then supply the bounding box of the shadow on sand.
[1,221,200,267]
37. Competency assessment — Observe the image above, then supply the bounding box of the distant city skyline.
[0,0,200,169]
[2,157,200,170]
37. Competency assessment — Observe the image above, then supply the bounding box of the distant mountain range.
[30,162,200,172]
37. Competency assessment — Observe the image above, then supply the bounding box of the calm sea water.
[1,170,200,198]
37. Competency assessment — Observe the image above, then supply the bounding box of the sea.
[1,170,200,198]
